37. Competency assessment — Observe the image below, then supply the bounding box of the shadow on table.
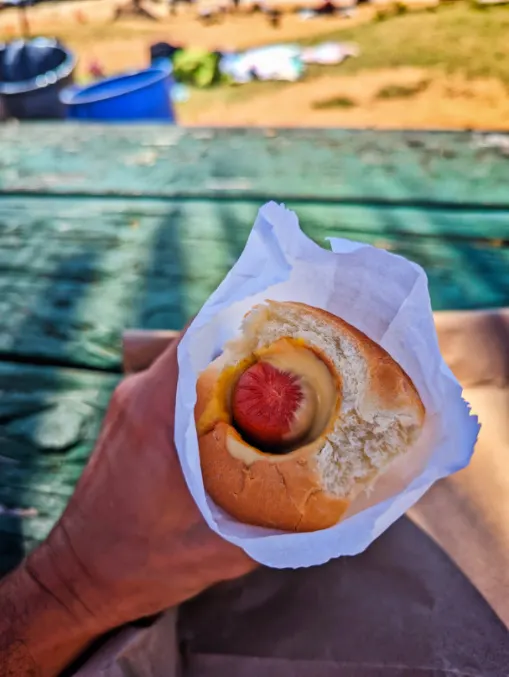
[0,201,204,578]
[132,202,252,331]
[134,205,188,332]
[0,250,101,578]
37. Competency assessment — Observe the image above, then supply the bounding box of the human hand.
[29,331,257,632]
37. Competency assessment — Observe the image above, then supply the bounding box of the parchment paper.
[174,202,480,568]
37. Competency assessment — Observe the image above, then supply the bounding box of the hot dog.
[195,301,425,532]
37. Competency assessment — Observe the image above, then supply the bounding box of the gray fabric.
[74,611,179,677]
[179,518,509,677]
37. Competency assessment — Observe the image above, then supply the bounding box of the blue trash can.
[0,38,76,120]
[60,67,175,123]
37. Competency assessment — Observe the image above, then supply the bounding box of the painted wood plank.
[1,126,509,206]
[0,362,119,576]
[2,196,509,240]
[0,197,508,371]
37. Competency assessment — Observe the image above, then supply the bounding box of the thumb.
[143,317,196,413]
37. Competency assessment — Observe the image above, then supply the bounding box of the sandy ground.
[184,68,509,128]
[1,0,509,128]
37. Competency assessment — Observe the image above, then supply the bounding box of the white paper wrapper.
[175,202,480,568]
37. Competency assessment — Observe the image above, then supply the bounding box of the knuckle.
[110,374,143,415]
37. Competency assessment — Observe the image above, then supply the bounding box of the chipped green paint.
[0,197,508,373]
[1,125,509,206]
[0,362,119,576]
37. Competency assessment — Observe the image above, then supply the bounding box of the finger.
[141,317,196,413]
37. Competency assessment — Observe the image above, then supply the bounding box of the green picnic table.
[1,124,509,577]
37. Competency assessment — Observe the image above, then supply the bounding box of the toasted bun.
[195,301,425,532]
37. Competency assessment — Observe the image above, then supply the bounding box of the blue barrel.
[0,38,76,120]
[60,67,175,123]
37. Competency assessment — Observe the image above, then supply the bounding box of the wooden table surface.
[1,125,508,576]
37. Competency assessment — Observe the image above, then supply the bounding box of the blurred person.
[88,60,105,80]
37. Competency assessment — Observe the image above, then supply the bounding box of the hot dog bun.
[195,301,425,532]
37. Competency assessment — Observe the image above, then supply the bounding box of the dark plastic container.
[0,38,76,120]
[60,67,175,123]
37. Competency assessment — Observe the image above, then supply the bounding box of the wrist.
[27,531,103,634]
[0,548,101,677]
[43,512,144,631]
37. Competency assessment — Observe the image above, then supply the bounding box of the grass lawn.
[305,2,509,83]
[179,2,509,127]
[189,2,509,102]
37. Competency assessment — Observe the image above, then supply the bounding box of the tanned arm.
[0,334,256,677]
[0,552,99,677]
